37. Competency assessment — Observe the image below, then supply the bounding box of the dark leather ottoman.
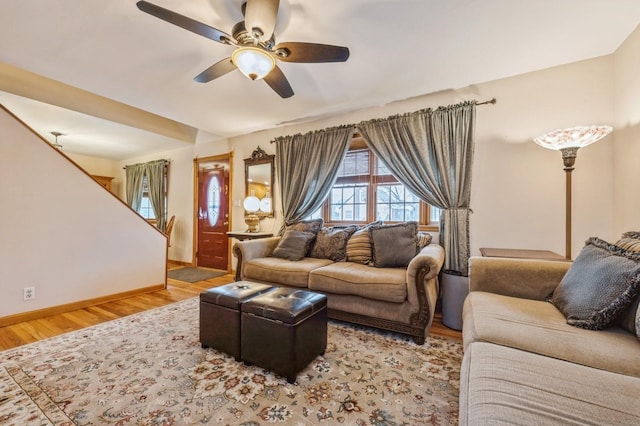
[241,287,327,383]
[199,281,273,360]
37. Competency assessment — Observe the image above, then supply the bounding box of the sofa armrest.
[406,244,445,343]
[469,256,571,300]
[233,237,281,281]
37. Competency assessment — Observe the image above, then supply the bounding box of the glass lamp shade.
[231,47,275,80]
[243,195,261,213]
[259,197,271,213]
[533,125,612,151]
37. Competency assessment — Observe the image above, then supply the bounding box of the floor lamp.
[533,125,612,259]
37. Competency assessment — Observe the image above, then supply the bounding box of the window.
[138,176,156,220]
[313,142,440,230]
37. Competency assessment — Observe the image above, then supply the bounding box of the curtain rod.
[269,97,497,143]
[476,98,496,106]
[123,159,170,170]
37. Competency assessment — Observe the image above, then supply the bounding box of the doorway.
[194,154,232,271]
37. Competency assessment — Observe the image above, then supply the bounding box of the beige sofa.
[233,236,445,344]
[460,256,640,425]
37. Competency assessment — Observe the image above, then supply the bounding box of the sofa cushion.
[308,262,407,303]
[345,222,381,265]
[244,257,333,288]
[460,342,640,426]
[550,237,640,330]
[369,222,419,268]
[270,230,316,261]
[463,291,640,377]
[310,226,357,262]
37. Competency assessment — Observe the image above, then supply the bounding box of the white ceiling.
[1,0,639,160]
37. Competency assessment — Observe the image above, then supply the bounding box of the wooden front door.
[196,157,230,270]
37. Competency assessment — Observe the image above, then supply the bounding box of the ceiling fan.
[136,0,350,98]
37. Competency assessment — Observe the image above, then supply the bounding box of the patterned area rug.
[0,298,462,425]
[167,267,227,283]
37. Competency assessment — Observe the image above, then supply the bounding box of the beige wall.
[227,55,616,260]
[59,24,640,270]
[0,108,167,318]
[613,24,640,237]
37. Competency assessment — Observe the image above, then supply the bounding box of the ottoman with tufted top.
[240,287,328,383]
[199,281,274,360]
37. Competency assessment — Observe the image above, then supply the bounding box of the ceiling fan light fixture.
[232,47,275,80]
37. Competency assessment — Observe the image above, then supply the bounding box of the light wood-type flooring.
[0,264,462,351]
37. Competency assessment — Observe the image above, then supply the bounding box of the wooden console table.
[227,232,273,241]
[480,248,569,261]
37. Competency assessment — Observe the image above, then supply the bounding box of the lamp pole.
[561,147,577,260]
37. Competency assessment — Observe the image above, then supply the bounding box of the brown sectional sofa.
[460,256,640,425]
[233,236,445,344]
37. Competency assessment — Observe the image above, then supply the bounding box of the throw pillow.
[369,222,419,268]
[417,231,433,249]
[285,218,324,235]
[310,226,358,261]
[618,295,640,336]
[346,221,382,265]
[270,230,316,261]
[622,231,640,240]
[616,237,640,252]
[550,237,640,330]
[285,218,324,255]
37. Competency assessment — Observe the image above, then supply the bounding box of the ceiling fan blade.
[244,0,279,42]
[194,58,237,83]
[273,42,350,63]
[264,66,293,98]
[137,1,233,44]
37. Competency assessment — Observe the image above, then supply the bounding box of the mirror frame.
[244,146,275,218]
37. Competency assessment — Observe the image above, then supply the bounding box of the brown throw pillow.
[550,237,640,330]
[369,222,419,268]
[271,230,316,261]
[310,226,358,261]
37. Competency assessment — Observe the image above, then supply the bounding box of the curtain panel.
[274,125,355,232]
[125,163,145,213]
[357,101,476,275]
[145,159,168,232]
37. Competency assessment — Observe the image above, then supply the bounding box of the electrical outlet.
[24,286,35,301]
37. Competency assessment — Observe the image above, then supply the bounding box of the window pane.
[338,150,369,177]
[430,206,441,223]
[376,183,419,222]
[375,156,392,176]
[139,196,156,219]
[330,184,367,222]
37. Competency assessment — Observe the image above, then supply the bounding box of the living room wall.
[72,24,638,267]
[228,55,615,260]
[0,107,167,319]
[612,23,640,237]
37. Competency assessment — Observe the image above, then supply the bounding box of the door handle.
[223,221,229,226]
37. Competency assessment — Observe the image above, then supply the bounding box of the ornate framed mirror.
[244,146,275,218]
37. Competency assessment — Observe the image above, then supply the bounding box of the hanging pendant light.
[50,131,64,150]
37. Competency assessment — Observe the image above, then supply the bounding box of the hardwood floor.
[0,265,462,351]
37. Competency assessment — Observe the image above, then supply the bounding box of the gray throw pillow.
[550,237,640,330]
[271,230,315,261]
[369,222,419,268]
[310,226,358,262]
[285,218,324,235]
[285,218,324,255]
